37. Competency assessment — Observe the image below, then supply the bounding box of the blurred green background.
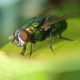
[0,0,80,80]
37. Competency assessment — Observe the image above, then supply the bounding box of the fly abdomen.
[51,20,67,35]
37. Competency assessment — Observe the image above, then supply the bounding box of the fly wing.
[41,12,80,30]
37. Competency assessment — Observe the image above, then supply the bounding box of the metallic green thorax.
[21,17,45,29]
[20,16,67,42]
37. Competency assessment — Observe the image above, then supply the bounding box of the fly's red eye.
[19,30,29,42]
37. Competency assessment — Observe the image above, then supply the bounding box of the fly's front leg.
[20,45,26,55]
[30,42,32,56]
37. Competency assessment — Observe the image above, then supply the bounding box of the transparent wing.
[41,12,80,30]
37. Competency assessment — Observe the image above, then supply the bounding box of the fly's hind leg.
[59,33,73,41]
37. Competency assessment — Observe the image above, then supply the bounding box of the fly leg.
[30,42,32,56]
[50,31,53,52]
[59,33,73,41]
[20,45,26,55]
[50,29,56,52]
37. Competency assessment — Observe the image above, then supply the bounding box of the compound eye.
[19,30,29,42]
